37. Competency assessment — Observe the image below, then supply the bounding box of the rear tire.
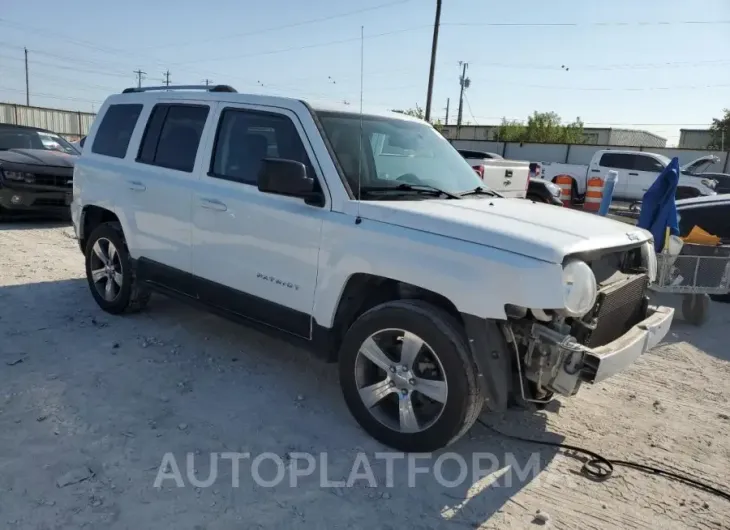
[338,299,484,452]
[84,222,150,315]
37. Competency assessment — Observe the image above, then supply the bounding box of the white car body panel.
[461,157,530,198]
[538,151,717,201]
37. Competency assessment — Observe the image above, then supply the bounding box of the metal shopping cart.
[650,243,730,325]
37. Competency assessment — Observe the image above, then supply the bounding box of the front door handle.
[628,172,639,176]
[199,197,227,212]
[127,180,146,191]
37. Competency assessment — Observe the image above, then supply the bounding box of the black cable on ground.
[477,419,730,503]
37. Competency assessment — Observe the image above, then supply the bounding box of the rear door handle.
[127,180,146,191]
[199,197,227,212]
[628,172,639,176]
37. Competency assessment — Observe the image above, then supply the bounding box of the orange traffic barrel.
[584,176,604,212]
[554,175,573,207]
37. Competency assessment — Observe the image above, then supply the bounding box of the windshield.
[0,128,79,155]
[315,111,484,198]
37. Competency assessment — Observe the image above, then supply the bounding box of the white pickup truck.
[72,85,674,452]
[456,149,529,198]
[538,150,717,203]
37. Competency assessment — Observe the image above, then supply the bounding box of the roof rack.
[121,84,237,94]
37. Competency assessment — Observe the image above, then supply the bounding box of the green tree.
[392,105,424,119]
[497,118,526,142]
[497,111,585,143]
[709,109,730,149]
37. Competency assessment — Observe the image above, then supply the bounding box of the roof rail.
[121,84,237,94]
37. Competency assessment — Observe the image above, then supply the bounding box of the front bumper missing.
[581,305,674,383]
[514,304,674,398]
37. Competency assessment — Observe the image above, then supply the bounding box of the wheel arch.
[317,273,463,362]
[79,205,121,253]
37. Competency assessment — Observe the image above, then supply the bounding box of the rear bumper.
[581,305,674,383]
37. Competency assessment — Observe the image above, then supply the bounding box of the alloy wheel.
[89,237,123,302]
[354,328,448,434]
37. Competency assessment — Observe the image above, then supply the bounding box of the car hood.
[355,198,651,263]
[681,155,720,174]
[0,148,77,168]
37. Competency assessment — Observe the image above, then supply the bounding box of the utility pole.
[163,70,171,87]
[424,0,442,123]
[203,78,213,86]
[456,61,470,135]
[444,98,450,126]
[24,48,29,106]
[134,69,146,88]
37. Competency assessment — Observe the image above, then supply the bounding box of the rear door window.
[633,155,665,173]
[599,153,633,170]
[137,104,210,172]
[91,104,143,158]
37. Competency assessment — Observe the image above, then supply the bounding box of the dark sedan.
[0,124,79,219]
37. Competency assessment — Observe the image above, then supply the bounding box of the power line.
[463,92,478,125]
[441,19,730,28]
[137,0,413,51]
[169,25,432,66]
[0,86,102,104]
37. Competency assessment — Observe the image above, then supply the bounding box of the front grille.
[33,198,66,207]
[578,274,649,348]
[30,174,72,188]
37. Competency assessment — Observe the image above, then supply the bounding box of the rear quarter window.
[91,104,143,158]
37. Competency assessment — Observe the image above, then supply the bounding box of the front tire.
[338,300,483,452]
[84,222,150,314]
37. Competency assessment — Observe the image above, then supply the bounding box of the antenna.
[356,25,364,225]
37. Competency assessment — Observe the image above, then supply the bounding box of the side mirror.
[79,137,86,147]
[258,158,315,199]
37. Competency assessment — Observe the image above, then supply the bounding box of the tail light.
[473,165,485,179]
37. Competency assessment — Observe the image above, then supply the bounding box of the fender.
[311,215,565,328]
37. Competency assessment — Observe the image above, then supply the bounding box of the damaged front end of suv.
[503,240,673,403]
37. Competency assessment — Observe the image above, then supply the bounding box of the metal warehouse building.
[678,129,714,149]
[0,102,96,142]
[441,124,667,147]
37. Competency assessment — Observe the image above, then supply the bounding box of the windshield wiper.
[360,183,461,200]
[459,186,503,198]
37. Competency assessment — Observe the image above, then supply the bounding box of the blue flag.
[637,157,679,252]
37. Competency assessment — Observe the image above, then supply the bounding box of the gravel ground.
[0,222,728,529]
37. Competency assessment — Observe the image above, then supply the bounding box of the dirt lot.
[1,222,729,529]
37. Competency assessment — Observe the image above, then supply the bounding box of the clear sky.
[1,0,729,145]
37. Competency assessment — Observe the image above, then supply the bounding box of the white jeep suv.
[71,85,674,452]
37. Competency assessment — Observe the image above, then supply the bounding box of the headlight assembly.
[641,240,658,282]
[562,259,597,317]
[1,170,30,181]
